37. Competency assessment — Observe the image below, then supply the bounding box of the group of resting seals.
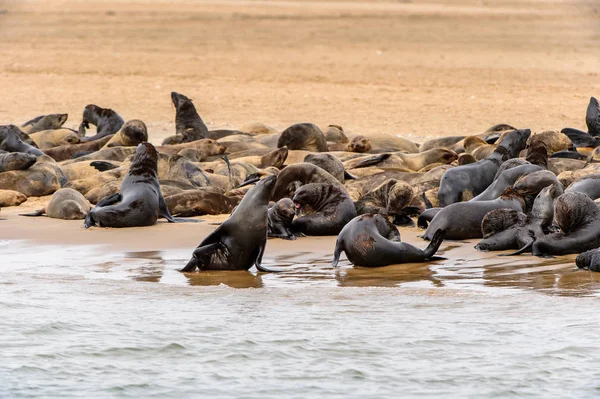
[3,94,600,275]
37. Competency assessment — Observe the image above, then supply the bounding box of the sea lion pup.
[103,119,148,148]
[21,188,91,219]
[155,138,226,158]
[78,104,124,142]
[291,182,356,236]
[463,136,496,160]
[550,149,588,160]
[83,142,197,228]
[271,163,344,201]
[528,192,600,257]
[165,188,240,217]
[332,214,445,267]
[277,123,328,152]
[565,174,600,200]
[0,125,44,156]
[354,179,414,222]
[0,151,37,172]
[180,175,278,272]
[43,135,113,162]
[21,113,68,134]
[437,129,531,206]
[474,184,558,253]
[0,189,27,207]
[421,188,525,240]
[576,248,600,272]
[323,125,348,144]
[304,153,353,184]
[29,128,80,149]
[172,91,209,139]
[268,198,296,240]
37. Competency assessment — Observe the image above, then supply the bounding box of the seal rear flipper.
[549,150,587,160]
[422,229,445,258]
[561,128,598,147]
[498,239,533,256]
[351,153,392,169]
[19,209,45,217]
[90,161,120,172]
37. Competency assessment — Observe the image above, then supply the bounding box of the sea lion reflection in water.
[84,142,199,228]
[181,175,280,272]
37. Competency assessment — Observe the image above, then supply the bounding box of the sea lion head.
[129,142,158,176]
[171,91,192,109]
[291,183,324,215]
[272,198,296,223]
[495,128,532,159]
[324,125,348,144]
[525,141,548,168]
[119,119,148,146]
[1,152,37,171]
[480,208,525,239]
[204,138,226,155]
[347,135,372,153]
[82,104,100,125]
[251,174,278,204]
[386,181,414,215]
[587,96,600,136]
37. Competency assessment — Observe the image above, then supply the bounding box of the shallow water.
[2,240,600,398]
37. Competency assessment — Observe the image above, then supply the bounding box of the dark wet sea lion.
[471,164,543,201]
[550,149,588,160]
[0,189,27,207]
[79,104,124,141]
[165,189,240,217]
[172,91,209,139]
[475,184,557,253]
[304,153,351,183]
[576,248,600,272]
[277,123,328,152]
[271,163,343,201]
[21,188,91,219]
[332,214,445,267]
[586,96,600,137]
[0,125,44,156]
[531,192,600,256]
[422,188,525,240]
[21,113,68,134]
[29,129,80,149]
[268,198,296,240]
[84,142,195,228]
[104,119,148,147]
[43,135,113,162]
[181,175,278,272]
[0,151,37,172]
[291,182,356,236]
[437,129,531,206]
[561,127,600,148]
[155,139,226,158]
[565,174,600,200]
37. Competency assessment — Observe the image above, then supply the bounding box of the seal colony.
[2,94,600,273]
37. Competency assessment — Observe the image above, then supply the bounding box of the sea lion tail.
[423,229,445,258]
[19,209,45,217]
[498,239,533,256]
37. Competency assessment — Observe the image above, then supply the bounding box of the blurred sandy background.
[0,0,598,143]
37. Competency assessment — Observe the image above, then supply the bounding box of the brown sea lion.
[277,123,328,152]
[0,151,37,172]
[291,182,356,236]
[0,189,27,207]
[166,188,240,217]
[332,214,445,267]
[79,104,124,141]
[272,163,344,201]
[268,198,297,240]
[155,139,226,158]
[528,131,573,155]
[43,135,113,162]
[365,134,419,153]
[103,119,148,148]
[463,136,496,160]
[84,142,197,228]
[60,160,120,181]
[29,128,80,149]
[21,188,91,219]
[354,179,414,218]
[21,113,68,134]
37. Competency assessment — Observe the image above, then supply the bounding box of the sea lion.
[323,125,348,144]
[0,125,44,156]
[458,153,477,165]
[165,188,240,217]
[587,96,600,137]
[354,179,414,220]
[272,163,344,201]
[103,119,148,147]
[268,198,296,240]
[59,160,120,181]
[550,150,588,160]
[0,189,27,207]
[61,147,136,165]
[277,123,328,152]
[304,153,350,183]
[332,214,445,267]
[422,188,525,240]
[471,164,543,201]
[437,129,531,206]
[79,104,124,141]
[291,182,356,236]
[21,188,91,219]
[21,113,68,134]
[463,136,496,160]
[565,174,600,200]
[29,128,80,149]
[0,151,37,172]
[241,122,278,135]
[345,135,372,153]
[528,131,573,154]
[530,192,600,256]
[172,91,209,139]
[0,155,66,197]
[366,134,419,154]
[180,175,278,272]
[155,139,226,158]
[474,184,558,253]
[83,142,196,228]
[43,135,113,162]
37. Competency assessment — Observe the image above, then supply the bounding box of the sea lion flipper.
[343,171,357,180]
[95,193,121,208]
[331,242,343,267]
[90,161,119,172]
[254,240,283,272]
[498,239,533,257]
[19,209,45,217]
[423,229,445,258]
[352,153,391,169]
